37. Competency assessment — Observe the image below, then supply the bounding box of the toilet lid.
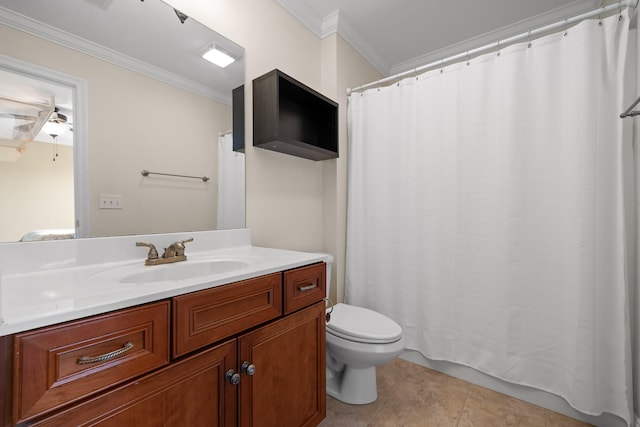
[326,303,402,344]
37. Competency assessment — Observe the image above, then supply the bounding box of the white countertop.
[0,229,327,336]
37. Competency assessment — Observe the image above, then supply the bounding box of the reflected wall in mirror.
[0,0,245,242]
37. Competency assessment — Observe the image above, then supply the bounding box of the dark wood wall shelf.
[253,69,338,161]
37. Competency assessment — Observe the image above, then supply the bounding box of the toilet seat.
[326,303,402,344]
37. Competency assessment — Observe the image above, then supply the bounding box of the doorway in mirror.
[0,54,88,242]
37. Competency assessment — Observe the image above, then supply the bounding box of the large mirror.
[0,0,245,242]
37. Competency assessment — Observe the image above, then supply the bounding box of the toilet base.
[326,365,377,405]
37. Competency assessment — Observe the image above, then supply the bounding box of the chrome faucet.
[136,238,193,266]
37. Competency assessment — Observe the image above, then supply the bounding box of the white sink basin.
[120,260,249,284]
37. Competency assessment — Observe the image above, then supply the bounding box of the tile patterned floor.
[319,358,593,427]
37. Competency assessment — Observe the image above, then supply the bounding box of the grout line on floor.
[367,376,394,425]
[455,381,471,427]
[367,400,385,426]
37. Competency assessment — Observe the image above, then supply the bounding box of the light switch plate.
[99,194,123,209]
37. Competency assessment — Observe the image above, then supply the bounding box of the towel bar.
[141,170,210,182]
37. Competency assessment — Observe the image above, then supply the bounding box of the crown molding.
[274,0,390,75]
[329,10,390,76]
[0,6,231,105]
[321,9,340,37]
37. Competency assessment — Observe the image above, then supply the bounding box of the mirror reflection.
[0,0,245,242]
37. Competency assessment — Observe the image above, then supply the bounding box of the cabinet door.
[32,340,237,427]
[238,301,325,427]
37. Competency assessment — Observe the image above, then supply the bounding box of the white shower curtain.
[217,133,245,229]
[346,11,634,424]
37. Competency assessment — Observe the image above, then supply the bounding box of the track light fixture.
[174,9,188,24]
[138,1,188,24]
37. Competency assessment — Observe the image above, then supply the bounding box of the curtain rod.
[347,0,638,95]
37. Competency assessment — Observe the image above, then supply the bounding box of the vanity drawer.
[12,301,170,425]
[284,262,326,315]
[173,272,282,358]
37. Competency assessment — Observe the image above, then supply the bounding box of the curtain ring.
[414,68,419,80]
[527,30,532,48]
[564,19,569,36]
[496,40,501,56]
[466,51,470,66]
[619,1,624,21]
[440,59,444,73]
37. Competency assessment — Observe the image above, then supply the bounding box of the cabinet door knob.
[241,361,256,376]
[225,370,241,385]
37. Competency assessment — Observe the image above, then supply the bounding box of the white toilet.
[323,255,405,405]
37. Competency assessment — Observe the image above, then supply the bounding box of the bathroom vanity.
[0,230,327,426]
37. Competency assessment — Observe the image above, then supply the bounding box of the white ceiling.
[275,0,603,76]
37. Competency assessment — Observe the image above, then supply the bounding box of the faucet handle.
[173,238,193,257]
[162,238,193,258]
[136,242,159,260]
[177,238,193,247]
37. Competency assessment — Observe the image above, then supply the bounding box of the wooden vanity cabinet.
[8,262,326,427]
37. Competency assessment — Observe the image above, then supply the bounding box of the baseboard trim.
[400,350,628,427]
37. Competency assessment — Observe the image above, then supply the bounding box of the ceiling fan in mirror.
[0,97,72,162]
[0,95,52,161]
[43,107,73,161]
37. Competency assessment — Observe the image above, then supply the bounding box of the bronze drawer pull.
[77,341,134,365]
[297,283,317,292]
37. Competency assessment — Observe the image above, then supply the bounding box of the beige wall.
[0,142,74,241]
[164,0,382,302]
[88,68,229,237]
[0,23,231,238]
